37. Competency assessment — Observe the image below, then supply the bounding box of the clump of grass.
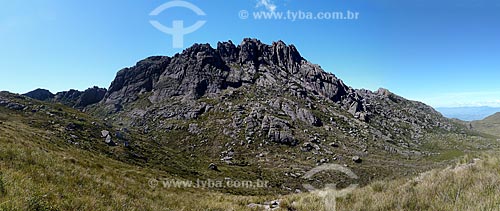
[27,194,59,211]
[370,180,386,193]
[0,172,5,196]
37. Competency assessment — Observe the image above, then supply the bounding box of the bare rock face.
[75,87,107,107]
[105,56,171,104]
[54,86,106,108]
[54,89,81,104]
[101,38,366,117]
[296,108,322,126]
[261,115,296,146]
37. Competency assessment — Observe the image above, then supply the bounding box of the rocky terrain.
[20,39,476,186]
[24,86,107,108]
[80,39,481,191]
[94,38,461,155]
[4,38,496,210]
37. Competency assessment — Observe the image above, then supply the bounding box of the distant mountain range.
[436,107,500,121]
[23,86,106,108]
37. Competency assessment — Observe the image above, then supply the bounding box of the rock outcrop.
[23,86,106,108]
[74,86,107,107]
[102,38,367,118]
[23,89,55,101]
[54,87,107,108]
[95,38,458,152]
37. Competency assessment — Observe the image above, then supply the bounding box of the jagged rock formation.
[103,38,366,116]
[55,86,107,108]
[96,38,459,155]
[23,86,107,108]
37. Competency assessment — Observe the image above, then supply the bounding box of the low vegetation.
[1,91,500,210]
[283,152,500,211]
[0,114,279,210]
[2,109,498,210]
[472,112,500,137]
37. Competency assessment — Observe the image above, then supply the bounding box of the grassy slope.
[0,123,270,211]
[0,96,277,211]
[2,112,497,210]
[472,112,500,138]
[1,91,499,210]
[282,152,500,211]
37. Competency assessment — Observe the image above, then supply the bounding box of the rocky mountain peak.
[88,38,461,159]
[182,43,217,57]
[106,40,334,99]
[216,40,238,63]
[237,38,266,63]
[102,39,367,120]
[271,40,302,62]
[179,38,304,69]
[23,88,54,101]
[235,38,304,70]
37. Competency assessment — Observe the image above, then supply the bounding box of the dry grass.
[0,119,276,211]
[2,112,500,211]
[282,153,500,211]
[2,92,499,210]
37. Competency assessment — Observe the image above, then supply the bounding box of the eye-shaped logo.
[302,164,359,211]
[149,1,207,48]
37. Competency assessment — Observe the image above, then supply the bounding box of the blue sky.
[0,0,499,107]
